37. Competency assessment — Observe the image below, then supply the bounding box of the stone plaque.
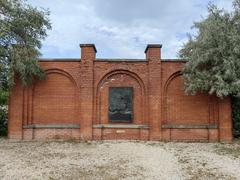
[109,87,133,122]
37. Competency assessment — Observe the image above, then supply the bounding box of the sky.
[28,0,234,59]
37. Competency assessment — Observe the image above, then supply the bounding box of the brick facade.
[8,44,233,142]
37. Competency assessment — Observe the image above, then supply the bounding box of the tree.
[179,0,240,137]
[0,0,51,136]
[179,0,240,98]
[0,0,51,88]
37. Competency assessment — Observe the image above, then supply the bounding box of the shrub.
[232,97,240,138]
[0,106,8,136]
[0,91,9,105]
[0,91,8,136]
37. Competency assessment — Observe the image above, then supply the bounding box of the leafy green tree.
[0,0,51,87]
[179,0,240,137]
[0,0,51,136]
[179,0,240,97]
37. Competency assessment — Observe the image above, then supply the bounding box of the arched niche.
[32,69,78,125]
[95,70,146,125]
[163,72,212,125]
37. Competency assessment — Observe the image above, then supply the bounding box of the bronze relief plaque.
[109,87,133,122]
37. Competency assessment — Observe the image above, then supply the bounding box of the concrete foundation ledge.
[93,124,149,129]
[161,124,218,129]
[23,124,80,129]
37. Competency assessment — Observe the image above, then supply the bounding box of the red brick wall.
[94,69,147,125]
[165,75,210,125]
[33,71,77,125]
[8,44,233,142]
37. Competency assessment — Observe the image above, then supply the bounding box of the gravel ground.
[0,138,240,180]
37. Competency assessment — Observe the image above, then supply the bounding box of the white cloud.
[28,0,234,59]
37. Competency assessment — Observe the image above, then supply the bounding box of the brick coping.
[93,124,149,129]
[23,124,80,129]
[161,124,218,129]
[37,58,186,62]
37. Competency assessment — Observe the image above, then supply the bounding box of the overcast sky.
[28,0,233,59]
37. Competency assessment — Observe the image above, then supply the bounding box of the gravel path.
[0,138,239,180]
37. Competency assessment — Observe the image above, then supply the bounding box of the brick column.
[145,44,162,140]
[80,44,96,140]
[219,97,233,142]
[8,78,24,139]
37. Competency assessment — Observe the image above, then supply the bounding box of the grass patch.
[215,146,240,158]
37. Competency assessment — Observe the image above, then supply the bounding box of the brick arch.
[95,69,147,125]
[163,71,212,125]
[32,69,79,125]
[44,68,78,88]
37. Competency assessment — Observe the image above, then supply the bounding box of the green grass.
[214,145,240,158]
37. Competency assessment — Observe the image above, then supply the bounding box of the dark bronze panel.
[109,87,133,123]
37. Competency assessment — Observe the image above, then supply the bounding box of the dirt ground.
[0,138,240,180]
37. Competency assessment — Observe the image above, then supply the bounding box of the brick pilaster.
[145,44,162,140]
[8,78,24,139]
[219,97,233,142]
[80,44,96,140]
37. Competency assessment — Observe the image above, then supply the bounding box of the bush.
[0,91,8,136]
[232,97,240,138]
[0,106,8,136]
